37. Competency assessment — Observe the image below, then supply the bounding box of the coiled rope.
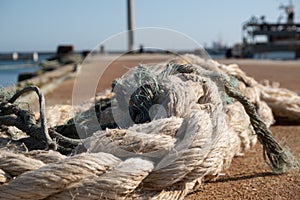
[0,54,296,200]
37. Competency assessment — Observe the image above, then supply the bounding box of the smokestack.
[127,0,134,52]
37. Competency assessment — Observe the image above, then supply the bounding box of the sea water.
[0,54,54,87]
[0,51,295,88]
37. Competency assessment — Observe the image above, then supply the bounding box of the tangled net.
[0,54,297,199]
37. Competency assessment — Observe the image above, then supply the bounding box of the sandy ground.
[44,55,300,199]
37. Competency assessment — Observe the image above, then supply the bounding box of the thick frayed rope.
[0,54,297,200]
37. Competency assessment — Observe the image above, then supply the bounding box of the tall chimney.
[127,0,134,52]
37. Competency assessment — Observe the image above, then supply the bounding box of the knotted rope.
[0,54,296,199]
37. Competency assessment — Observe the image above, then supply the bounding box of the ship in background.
[204,39,228,58]
[229,1,300,59]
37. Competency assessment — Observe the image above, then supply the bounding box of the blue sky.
[1,0,299,52]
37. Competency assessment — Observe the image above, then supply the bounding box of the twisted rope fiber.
[8,86,56,150]
[0,87,81,154]
[0,55,296,199]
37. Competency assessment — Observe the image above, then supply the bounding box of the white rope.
[0,54,296,199]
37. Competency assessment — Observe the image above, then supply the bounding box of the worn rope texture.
[8,86,56,150]
[211,58,300,124]
[260,83,300,123]
[0,54,294,199]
